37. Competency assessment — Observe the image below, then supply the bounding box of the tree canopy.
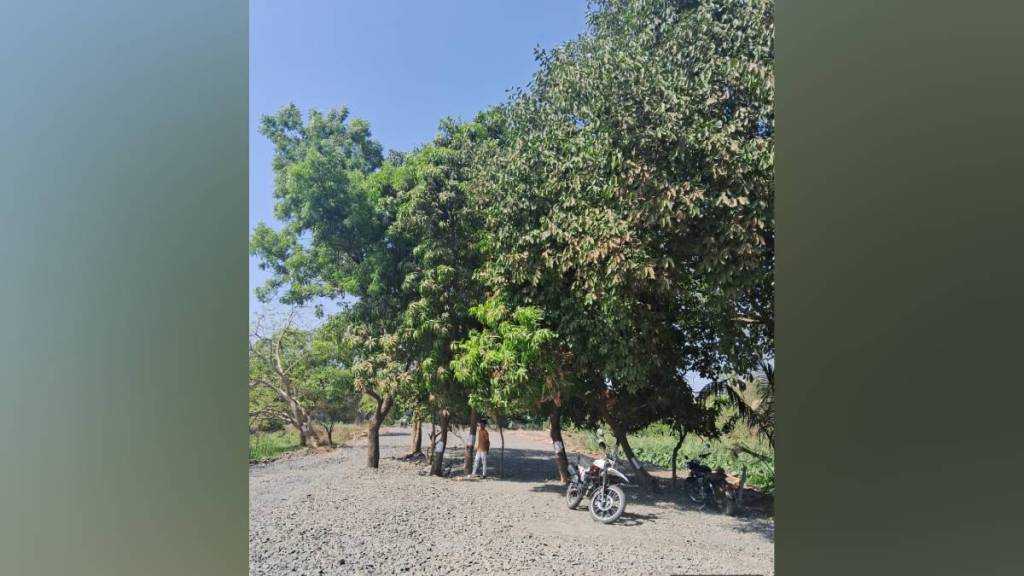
[250,0,775,481]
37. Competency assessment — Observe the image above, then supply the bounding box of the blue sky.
[249,0,588,322]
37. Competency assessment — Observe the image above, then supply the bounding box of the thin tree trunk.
[305,421,320,448]
[598,392,656,492]
[294,405,320,448]
[549,406,570,483]
[367,395,393,468]
[429,408,450,476]
[408,415,423,457]
[368,418,382,467]
[671,426,686,489]
[463,408,478,475]
[498,418,505,478]
[610,422,657,492]
[428,414,437,466]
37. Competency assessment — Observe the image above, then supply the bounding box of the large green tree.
[474,0,774,488]
[250,0,775,484]
[251,105,418,467]
[392,118,494,475]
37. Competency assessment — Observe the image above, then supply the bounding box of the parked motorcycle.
[684,446,733,513]
[565,440,630,524]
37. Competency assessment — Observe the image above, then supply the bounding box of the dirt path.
[249,425,774,576]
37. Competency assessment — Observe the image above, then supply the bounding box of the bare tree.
[248,309,323,448]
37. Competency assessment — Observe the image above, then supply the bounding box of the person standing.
[472,419,490,478]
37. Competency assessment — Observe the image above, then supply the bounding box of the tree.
[391,118,492,476]
[250,0,776,483]
[307,347,359,447]
[472,0,774,489]
[700,360,775,449]
[452,296,573,481]
[335,319,415,468]
[248,311,325,448]
[663,384,720,488]
[251,104,419,468]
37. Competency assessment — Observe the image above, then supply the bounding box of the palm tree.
[699,359,774,450]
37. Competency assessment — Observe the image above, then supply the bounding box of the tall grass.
[249,430,301,461]
[248,423,362,461]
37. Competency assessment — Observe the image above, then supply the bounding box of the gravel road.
[249,426,774,576]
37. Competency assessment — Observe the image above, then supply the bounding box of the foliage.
[452,296,559,417]
[573,422,775,494]
[251,104,421,467]
[249,0,776,475]
[700,362,775,446]
[390,119,494,419]
[250,105,390,306]
[474,0,774,439]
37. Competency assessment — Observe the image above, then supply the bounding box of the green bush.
[572,424,775,494]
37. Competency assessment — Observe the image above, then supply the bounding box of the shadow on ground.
[386,431,774,543]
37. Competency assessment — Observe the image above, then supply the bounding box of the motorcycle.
[683,446,733,513]
[565,440,630,524]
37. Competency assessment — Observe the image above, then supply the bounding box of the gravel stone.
[250,426,774,575]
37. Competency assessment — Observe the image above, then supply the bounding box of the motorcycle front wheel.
[566,481,584,509]
[589,484,626,524]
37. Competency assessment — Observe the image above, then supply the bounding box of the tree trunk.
[325,420,336,446]
[498,417,505,478]
[549,407,570,483]
[367,417,382,468]
[294,405,319,448]
[671,426,686,488]
[610,423,657,492]
[428,414,437,466]
[367,396,393,468]
[463,408,478,475]
[408,415,423,457]
[429,408,450,476]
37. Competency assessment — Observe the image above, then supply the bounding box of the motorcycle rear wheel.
[685,477,706,505]
[566,481,584,509]
[708,480,728,511]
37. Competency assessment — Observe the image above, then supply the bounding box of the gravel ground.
[249,426,774,576]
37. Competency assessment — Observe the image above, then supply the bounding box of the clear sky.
[249,0,589,322]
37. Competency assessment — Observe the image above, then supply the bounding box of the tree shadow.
[617,510,658,527]
[384,430,773,541]
[437,446,568,484]
[528,483,566,495]
[729,516,775,542]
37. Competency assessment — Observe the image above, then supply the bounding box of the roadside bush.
[571,424,775,494]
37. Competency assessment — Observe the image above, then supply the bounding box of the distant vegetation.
[249,424,361,462]
[249,430,301,462]
[571,413,776,494]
